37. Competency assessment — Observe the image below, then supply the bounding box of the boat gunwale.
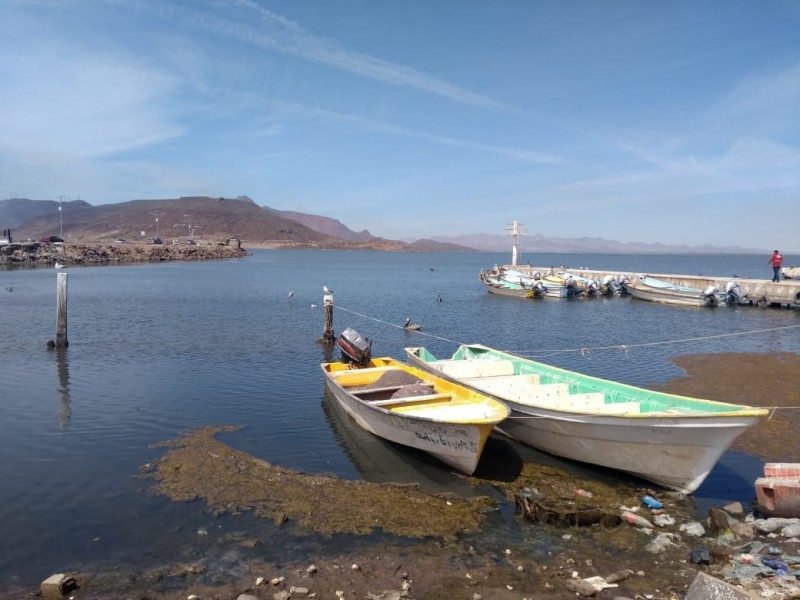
[321,358,510,425]
[404,345,768,419]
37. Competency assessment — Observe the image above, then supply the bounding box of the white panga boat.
[321,356,510,475]
[627,275,727,307]
[405,344,768,493]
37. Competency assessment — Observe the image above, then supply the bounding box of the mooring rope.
[335,305,800,413]
[337,304,800,359]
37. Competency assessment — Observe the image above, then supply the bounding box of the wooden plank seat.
[369,393,453,408]
[463,374,541,401]
[351,385,413,398]
[434,359,516,379]
[509,383,571,403]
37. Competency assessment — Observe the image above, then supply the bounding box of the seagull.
[288,291,295,299]
[310,303,318,308]
[54,262,65,269]
[323,285,334,294]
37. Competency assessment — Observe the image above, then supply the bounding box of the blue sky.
[1,0,798,252]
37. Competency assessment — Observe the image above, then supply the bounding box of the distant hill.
[0,198,91,229]
[430,233,762,255]
[1,197,765,253]
[266,207,375,242]
[2,196,338,245]
[0,196,463,250]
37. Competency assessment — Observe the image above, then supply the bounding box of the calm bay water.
[0,250,797,590]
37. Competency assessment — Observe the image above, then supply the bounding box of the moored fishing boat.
[627,275,727,307]
[405,344,768,493]
[321,354,510,475]
[479,270,538,298]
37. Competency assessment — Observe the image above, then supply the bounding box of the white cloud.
[0,51,183,159]
[115,0,509,110]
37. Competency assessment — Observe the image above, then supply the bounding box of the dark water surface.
[0,250,797,589]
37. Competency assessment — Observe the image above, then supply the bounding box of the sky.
[1,0,799,252]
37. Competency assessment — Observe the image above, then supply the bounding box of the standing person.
[768,250,784,282]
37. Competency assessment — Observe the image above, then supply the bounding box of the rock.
[40,573,78,598]
[273,592,291,600]
[783,524,800,537]
[708,507,736,534]
[684,571,756,600]
[237,594,258,600]
[604,569,635,583]
[564,578,597,596]
[290,587,309,595]
[689,545,712,565]
[723,501,745,516]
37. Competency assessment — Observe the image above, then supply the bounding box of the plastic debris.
[642,495,663,509]
[621,510,654,530]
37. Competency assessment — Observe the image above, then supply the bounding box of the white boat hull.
[405,346,767,494]
[325,377,489,475]
[627,283,714,307]
[498,404,761,493]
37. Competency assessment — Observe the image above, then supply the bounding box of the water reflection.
[54,347,71,428]
[320,386,518,496]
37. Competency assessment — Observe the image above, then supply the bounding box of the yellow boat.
[321,357,510,475]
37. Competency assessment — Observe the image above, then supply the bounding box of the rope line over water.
[337,305,800,358]
[336,306,799,413]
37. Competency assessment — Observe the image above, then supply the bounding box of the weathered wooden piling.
[322,293,335,342]
[54,272,68,348]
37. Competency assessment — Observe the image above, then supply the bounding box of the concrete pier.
[509,265,800,308]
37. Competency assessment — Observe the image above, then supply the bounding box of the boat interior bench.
[508,383,571,402]
[368,393,453,408]
[433,359,516,379]
[463,374,541,400]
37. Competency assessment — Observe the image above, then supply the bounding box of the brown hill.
[9,196,338,245]
[267,208,375,242]
[2,196,475,251]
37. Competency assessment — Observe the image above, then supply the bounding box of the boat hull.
[498,405,760,493]
[627,283,714,307]
[405,345,767,494]
[321,358,509,475]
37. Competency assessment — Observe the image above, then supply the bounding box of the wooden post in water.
[55,272,69,348]
[322,293,335,342]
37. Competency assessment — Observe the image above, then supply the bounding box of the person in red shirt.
[768,250,784,282]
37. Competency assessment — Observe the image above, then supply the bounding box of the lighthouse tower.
[506,220,526,266]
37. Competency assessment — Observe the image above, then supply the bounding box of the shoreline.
[0,241,249,266]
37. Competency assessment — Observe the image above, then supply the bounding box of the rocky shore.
[0,241,249,266]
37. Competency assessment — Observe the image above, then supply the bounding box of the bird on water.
[288,291,295,299]
[403,318,421,331]
[323,285,334,294]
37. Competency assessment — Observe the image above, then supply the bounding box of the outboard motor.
[586,280,600,296]
[618,276,630,295]
[703,285,720,306]
[565,276,580,298]
[532,271,542,280]
[532,280,546,296]
[601,275,621,296]
[724,281,747,305]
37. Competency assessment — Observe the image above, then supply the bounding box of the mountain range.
[0,196,760,254]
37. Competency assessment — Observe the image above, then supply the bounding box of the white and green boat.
[405,344,768,494]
